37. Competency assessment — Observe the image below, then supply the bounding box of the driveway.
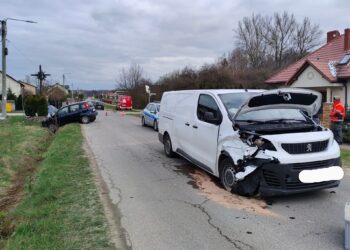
[83,111,350,250]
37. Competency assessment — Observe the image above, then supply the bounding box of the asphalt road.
[83,111,350,250]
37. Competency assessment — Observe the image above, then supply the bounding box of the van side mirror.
[203,111,221,125]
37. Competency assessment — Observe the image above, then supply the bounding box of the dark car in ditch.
[42,101,98,131]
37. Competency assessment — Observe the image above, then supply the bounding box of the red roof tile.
[265,34,350,84]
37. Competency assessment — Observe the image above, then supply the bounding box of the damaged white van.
[158,88,344,196]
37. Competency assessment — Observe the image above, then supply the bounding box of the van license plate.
[298,166,344,183]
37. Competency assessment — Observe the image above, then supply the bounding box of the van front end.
[238,130,343,196]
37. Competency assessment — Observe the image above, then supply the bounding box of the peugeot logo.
[306,143,312,152]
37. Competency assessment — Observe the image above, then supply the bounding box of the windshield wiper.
[267,118,307,123]
[235,119,266,124]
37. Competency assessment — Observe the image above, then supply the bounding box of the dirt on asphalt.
[173,163,280,217]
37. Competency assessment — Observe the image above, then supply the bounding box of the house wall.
[0,72,22,96]
[23,84,36,95]
[291,66,346,104]
[291,66,340,88]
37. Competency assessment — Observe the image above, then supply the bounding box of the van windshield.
[236,109,308,123]
[219,93,257,118]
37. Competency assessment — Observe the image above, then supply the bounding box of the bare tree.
[236,14,267,68]
[264,11,296,68]
[235,12,321,70]
[293,17,322,58]
[117,63,144,90]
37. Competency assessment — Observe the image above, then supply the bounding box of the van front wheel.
[219,157,259,196]
[220,158,237,192]
[163,134,175,158]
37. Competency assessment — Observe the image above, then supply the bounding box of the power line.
[6,38,37,65]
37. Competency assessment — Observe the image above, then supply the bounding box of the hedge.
[24,96,48,117]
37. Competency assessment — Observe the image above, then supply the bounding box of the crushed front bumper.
[259,157,341,196]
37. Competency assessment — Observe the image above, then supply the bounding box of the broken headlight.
[254,138,276,151]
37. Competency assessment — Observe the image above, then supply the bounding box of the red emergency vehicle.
[116,95,133,110]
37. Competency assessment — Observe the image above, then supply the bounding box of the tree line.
[116,11,322,108]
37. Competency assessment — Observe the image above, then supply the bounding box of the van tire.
[219,157,259,196]
[153,120,158,131]
[163,134,175,158]
[81,116,90,124]
[141,116,146,126]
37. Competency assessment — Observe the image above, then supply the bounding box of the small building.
[46,83,69,108]
[265,28,350,108]
[0,71,23,96]
[47,83,69,95]
[18,81,37,95]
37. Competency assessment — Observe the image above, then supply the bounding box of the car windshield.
[236,108,308,123]
[48,105,58,114]
[219,92,258,118]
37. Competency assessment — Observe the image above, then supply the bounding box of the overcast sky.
[0,0,349,90]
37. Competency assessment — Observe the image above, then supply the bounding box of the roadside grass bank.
[341,148,350,168]
[103,102,116,111]
[0,117,51,208]
[3,124,114,249]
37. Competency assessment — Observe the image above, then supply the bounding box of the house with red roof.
[265,28,350,108]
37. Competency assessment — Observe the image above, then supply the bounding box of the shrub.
[24,95,48,117]
[16,95,23,110]
[24,96,36,116]
[37,96,48,116]
[7,88,16,101]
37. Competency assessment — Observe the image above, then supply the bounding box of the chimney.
[345,28,350,52]
[327,30,340,43]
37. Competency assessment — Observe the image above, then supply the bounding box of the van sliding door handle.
[192,125,198,129]
[185,122,190,126]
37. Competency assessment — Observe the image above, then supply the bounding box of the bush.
[16,95,23,110]
[37,96,48,116]
[24,96,36,116]
[24,96,48,117]
[7,88,16,101]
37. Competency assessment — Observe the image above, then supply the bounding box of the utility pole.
[31,65,50,95]
[1,20,7,118]
[0,18,36,119]
[62,72,72,99]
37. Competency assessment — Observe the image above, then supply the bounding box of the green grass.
[341,149,350,168]
[103,102,116,111]
[0,117,49,193]
[5,124,114,249]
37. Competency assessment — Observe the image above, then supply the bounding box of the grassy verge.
[0,117,50,197]
[341,149,350,168]
[4,124,114,249]
[103,102,116,111]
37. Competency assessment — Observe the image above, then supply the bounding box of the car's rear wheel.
[163,134,175,157]
[81,116,90,124]
[141,116,146,126]
[153,120,158,131]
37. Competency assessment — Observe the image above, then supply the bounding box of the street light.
[1,18,37,119]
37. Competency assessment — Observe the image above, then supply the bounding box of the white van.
[158,88,344,196]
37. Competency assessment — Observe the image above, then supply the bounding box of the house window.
[339,54,350,65]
